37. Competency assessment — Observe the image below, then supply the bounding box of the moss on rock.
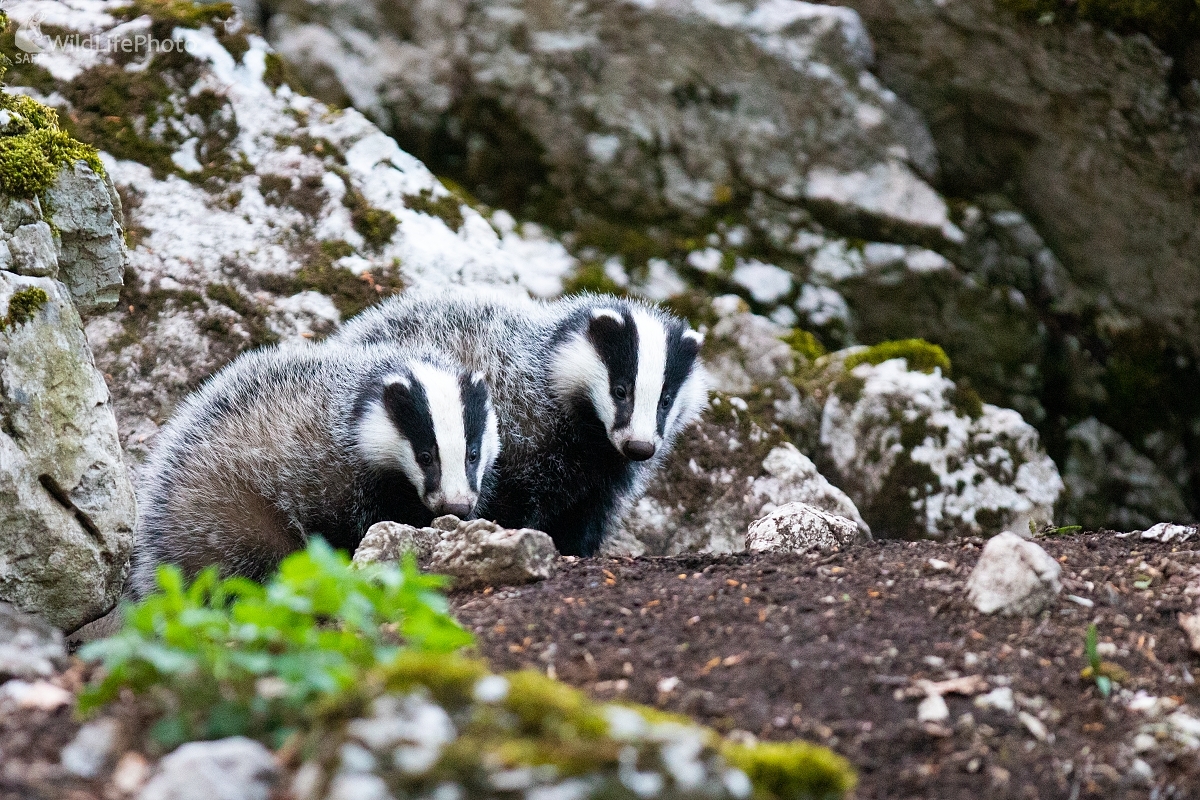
[2,285,49,328]
[843,339,951,375]
[725,741,857,800]
[404,187,465,233]
[0,93,103,198]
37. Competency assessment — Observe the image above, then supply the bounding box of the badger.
[128,341,500,597]
[332,289,708,556]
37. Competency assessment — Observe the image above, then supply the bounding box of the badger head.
[550,303,708,461]
[356,360,500,518]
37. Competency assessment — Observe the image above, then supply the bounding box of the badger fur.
[333,289,708,555]
[128,342,500,597]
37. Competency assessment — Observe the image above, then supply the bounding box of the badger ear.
[382,375,413,412]
[679,329,704,356]
[588,308,624,342]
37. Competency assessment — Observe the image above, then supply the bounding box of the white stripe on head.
[480,400,501,481]
[665,361,709,437]
[550,334,616,430]
[355,403,422,491]
[626,308,668,445]
[410,361,473,506]
[592,308,624,325]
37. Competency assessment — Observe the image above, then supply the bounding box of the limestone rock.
[8,222,58,278]
[138,737,279,800]
[751,443,870,539]
[746,502,862,554]
[43,162,127,314]
[0,602,66,682]
[0,272,136,631]
[352,520,440,564]
[966,532,1061,616]
[354,517,556,589]
[820,357,1062,539]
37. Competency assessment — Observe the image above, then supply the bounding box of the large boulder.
[0,271,136,631]
[819,354,1062,539]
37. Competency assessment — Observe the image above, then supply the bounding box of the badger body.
[334,289,708,555]
[129,342,499,597]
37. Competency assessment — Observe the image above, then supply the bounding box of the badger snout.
[430,495,475,519]
[621,440,656,461]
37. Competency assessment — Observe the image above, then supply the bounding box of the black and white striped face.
[550,303,708,461]
[356,361,500,518]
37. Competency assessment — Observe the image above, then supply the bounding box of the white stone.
[0,602,65,680]
[820,358,1062,539]
[974,687,1015,714]
[749,443,869,537]
[966,533,1061,616]
[746,501,861,554]
[354,518,556,588]
[8,221,58,278]
[731,259,793,304]
[61,718,122,778]
[917,694,949,723]
[138,737,279,800]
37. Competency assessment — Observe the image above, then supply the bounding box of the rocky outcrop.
[0,271,136,632]
[820,355,1062,540]
[256,0,1200,526]
[354,516,557,588]
[43,162,127,315]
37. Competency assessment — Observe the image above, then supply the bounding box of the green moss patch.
[404,187,465,233]
[843,339,951,375]
[783,328,827,362]
[0,94,103,198]
[1,286,49,329]
[725,741,857,800]
[561,262,627,296]
[342,183,398,249]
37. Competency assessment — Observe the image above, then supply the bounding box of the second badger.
[128,342,500,597]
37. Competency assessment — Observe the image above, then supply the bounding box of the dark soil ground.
[3,532,1200,800]
[454,533,1200,800]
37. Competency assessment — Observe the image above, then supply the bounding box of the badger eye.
[468,449,480,463]
[613,385,629,401]
[659,393,673,410]
[417,451,433,466]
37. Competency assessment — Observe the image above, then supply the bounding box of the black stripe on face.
[459,372,489,491]
[586,307,638,429]
[657,322,701,433]
[382,374,440,495]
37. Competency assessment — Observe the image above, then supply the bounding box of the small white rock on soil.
[354,517,556,589]
[966,532,1061,616]
[745,502,862,554]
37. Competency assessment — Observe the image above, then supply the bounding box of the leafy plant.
[78,539,472,747]
[1081,623,1128,698]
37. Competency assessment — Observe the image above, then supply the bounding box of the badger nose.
[441,500,473,519]
[622,440,656,461]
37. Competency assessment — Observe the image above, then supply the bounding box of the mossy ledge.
[0,91,104,199]
[843,338,951,375]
